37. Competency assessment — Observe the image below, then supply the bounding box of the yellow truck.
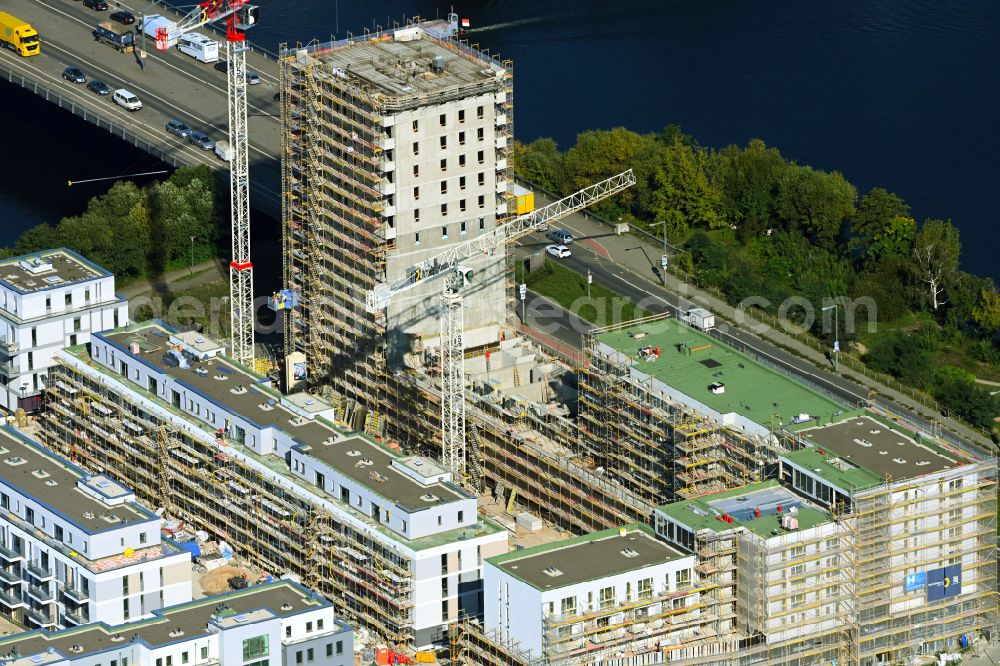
[0,12,40,56]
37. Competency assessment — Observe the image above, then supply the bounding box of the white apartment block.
[43,322,508,648]
[0,580,353,666]
[0,427,192,631]
[0,249,127,412]
[484,524,700,663]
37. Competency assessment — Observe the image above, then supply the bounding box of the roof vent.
[111,634,124,643]
[892,458,907,464]
[32,469,50,479]
[83,511,96,520]
[915,460,931,466]
[345,449,362,457]
[853,438,873,448]
[542,566,563,578]
[44,480,58,487]
[169,628,184,637]
[869,429,881,434]
[369,471,388,483]
[620,548,640,558]
[354,458,374,468]
[420,493,441,502]
[70,644,84,654]
[4,457,25,466]
[280,602,293,611]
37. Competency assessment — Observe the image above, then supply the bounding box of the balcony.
[62,584,90,604]
[0,544,23,563]
[63,609,88,625]
[25,608,56,628]
[0,568,22,586]
[0,588,24,609]
[27,584,53,604]
[495,136,508,150]
[25,562,53,582]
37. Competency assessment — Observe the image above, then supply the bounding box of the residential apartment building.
[0,580,353,666]
[279,15,513,432]
[40,322,508,648]
[0,427,191,630]
[482,524,701,664]
[0,249,127,412]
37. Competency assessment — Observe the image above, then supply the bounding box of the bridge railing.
[144,0,279,61]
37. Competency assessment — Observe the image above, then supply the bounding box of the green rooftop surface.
[594,317,857,431]
[656,480,833,539]
[782,447,882,492]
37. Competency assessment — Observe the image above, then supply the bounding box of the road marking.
[35,0,280,123]
[611,274,671,306]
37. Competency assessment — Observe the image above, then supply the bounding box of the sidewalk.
[537,193,995,451]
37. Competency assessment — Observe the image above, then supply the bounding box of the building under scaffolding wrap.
[579,314,860,505]
[279,15,514,436]
[39,323,508,649]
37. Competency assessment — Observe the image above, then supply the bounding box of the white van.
[177,33,219,63]
[214,140,234,162]
[113,89,142,111]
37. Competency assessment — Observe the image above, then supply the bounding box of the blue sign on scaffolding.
[904,571,926,592]
[927,565,961,602]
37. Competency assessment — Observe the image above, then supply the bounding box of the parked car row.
[62,66,141,110]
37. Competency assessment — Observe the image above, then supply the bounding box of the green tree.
[643,138,724,237]
[913,219,961,311]
[711,139,787,238]
[511,138,563,193]
[972,286,1000,333]
[775,166,857,248]
[13,224,60,254]
[561,127,651,216]
[933,366,999,429]
[850,188,911,265]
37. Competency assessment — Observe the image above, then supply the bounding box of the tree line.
[513,128,1000,432]
[0,166,223,282]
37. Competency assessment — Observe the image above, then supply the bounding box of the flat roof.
[101,324,466,510]
[656,480,833,539]
[314,30,501,98]
[784,415,966,489]
[0,428,151,533]
[488,524,686,591]
[593,317,854,431]
[0,249,107,294]
[0,581,332,661]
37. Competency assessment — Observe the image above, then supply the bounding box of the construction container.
[516,512,543,532]
[511,183,534,215]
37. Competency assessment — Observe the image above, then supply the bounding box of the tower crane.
[366,170,636,478]
[155,0,259,367]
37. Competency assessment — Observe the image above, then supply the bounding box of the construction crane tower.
[367,170,636,478]
[156,0,259,367]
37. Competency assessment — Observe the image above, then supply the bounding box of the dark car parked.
[109,10,135,24]
[166,119,192,138]
[62,67,86,84]
[87,80,111,95]
[82,0,109,10]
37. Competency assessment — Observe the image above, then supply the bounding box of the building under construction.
[39,323,508,649]
[280,15,513,435]
[579,314,860,505]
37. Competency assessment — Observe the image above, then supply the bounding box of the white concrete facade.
[0,249,127,412]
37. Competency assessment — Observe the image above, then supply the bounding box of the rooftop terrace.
[593,317,853,432]
[0,249,106,294]
[100,324,467,511]
[0,582,330,663]
[0,427,150,533]
[784,415,967,490]
[488,524,686,591]
[656,480,833,539]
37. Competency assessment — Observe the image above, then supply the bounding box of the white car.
[545,244,571,259]
[113,88,142,111]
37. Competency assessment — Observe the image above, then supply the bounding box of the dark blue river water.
[2,0,998,281]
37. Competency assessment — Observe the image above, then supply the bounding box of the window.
[459,154,466,167]
[441,203,448,216]
[413,164,419,177]
[441,600,449,621]
[458,109,465,123]
[401,520,407,531]
[73,317,82,332]
[477,105,484,119]
[441,577,449,596]
[459,175,466,190]
[306,621,313,632]
[460,220,467,235]
[438,515,442,526]
[790,593,806,608]
[599,586,615,610]
[479,217,485,231]
[478,172,485,186]
[625,582,633,601]
[440,158,447,172]
[441,553,448,574]
[243,635,269,660]
[181,652,188,665]
[414,209,420,223]
[441,181,448,194]
[412,120,418,131]
[440,136,447,149]
[326,644,333,658]
[460,199,467,212]
[295,652,303,665]
[477,195,485,208]
[439,113,446,127]
[65,293,72,306]
[413,186,420,200]
[317,619,323,631]
[458,510,464,522]
[200,647,208,660]
[285,626,292,638]
[306,648,314,662]
[477,127,484,141]
[122,576,129,595]
[442,226,448,239]
[415,232,421,246]
[412,141,419,155]
[676,568,691,588]
[157,660,163,666]
[560,596,575,616]
[458,131,466,145]
[477,150,484,164]
[638,577,653,600]
[336,641,343,655]
[139,532,147,544]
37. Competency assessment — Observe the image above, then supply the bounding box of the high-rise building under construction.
[280,17,513,430]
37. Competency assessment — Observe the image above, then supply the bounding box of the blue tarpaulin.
[178,540,202,560]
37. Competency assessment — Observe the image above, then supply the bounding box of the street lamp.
[189,236,198,273]
[821,303,841,372]
[587,268,592,299]
[650,220,669,285]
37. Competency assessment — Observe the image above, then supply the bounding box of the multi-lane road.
[0,0,283,216]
